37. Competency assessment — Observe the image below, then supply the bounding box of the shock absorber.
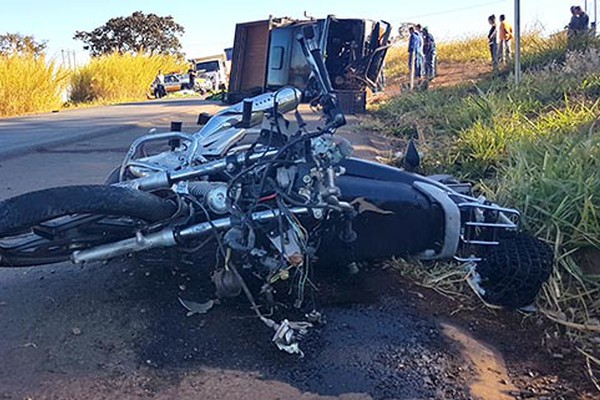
[188,182,229,215]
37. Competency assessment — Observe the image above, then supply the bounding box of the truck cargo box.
[227,15,391,113]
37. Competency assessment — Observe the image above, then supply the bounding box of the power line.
[402,0,506,21]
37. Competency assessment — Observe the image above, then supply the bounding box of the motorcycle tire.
[474,232,554,310]
[0,185,176,267]
[104,166,124,185]
[103,168,184,266]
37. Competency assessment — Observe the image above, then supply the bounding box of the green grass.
[371,41,600,381]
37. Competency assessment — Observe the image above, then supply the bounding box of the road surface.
[0,98,580,400]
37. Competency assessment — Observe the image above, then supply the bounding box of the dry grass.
[0,52,187,117]
[69,52,186,104]
[385,31,573,82]
[0,53,68,117]
[385,35,491,82]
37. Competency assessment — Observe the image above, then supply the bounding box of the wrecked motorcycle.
[0,28,552,355]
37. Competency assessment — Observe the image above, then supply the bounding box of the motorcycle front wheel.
[475,232,554,310]
[0,185,176,267]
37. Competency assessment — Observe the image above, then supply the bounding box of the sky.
[1,0,597,67]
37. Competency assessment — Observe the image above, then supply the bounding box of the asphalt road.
[0,98,494,400]
[0,98,225,160]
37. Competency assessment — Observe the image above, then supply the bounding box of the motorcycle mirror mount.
[197,112,212,126]
[237,98,253,129]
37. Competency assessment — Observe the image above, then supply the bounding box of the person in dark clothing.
[487,14,498,71]
[567,5,579,37]
[422,27,437,80]
[575,6,590,31]
[187,66,197,91]
[567,5,591,49]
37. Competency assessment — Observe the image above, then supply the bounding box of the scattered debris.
[178,298,216,317]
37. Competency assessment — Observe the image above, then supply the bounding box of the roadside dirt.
[370,61,492,105]
[395,272,598,400]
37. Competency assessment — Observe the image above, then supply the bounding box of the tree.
[0,33,47,56]
[74,11,185,57]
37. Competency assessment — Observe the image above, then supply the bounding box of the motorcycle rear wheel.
[0,185,175,267]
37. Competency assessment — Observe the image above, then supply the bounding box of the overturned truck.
[227,15,391,113]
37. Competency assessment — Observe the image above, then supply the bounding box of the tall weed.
[0,53,67,117]
[69,52,186,104]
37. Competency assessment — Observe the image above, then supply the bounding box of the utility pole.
[514,0,521,85]
[594,0,598,32]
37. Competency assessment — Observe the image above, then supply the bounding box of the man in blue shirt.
[408,26,424,80]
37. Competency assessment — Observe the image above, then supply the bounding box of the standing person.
[415,23,425,76]
[487,15,499,71]
[408,26,424,82]
[187,65,197,91]
[567,6,590,49]
[498,15,513,64]
[575,6,590,32]
[567,5,579,37]
[153,70,166,98]
[422,27,437,80]
[567,6,581,48]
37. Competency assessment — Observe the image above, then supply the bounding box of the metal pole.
[514,0,521,85]
[595,0,598,32]
[410,51,415,91]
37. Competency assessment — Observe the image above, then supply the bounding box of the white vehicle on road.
[193,54,229,92]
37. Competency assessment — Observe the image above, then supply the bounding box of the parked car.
[151,73,179,98]
[152,73,214,98]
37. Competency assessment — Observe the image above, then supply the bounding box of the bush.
[69,52,186,104]
[0,53,67,117]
